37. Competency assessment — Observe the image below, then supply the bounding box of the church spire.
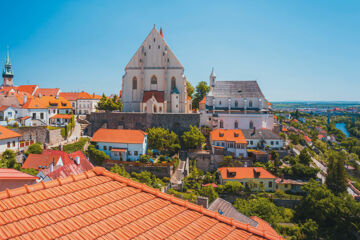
[2,46,14,87]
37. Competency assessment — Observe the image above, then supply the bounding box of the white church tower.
[121,25,191,113]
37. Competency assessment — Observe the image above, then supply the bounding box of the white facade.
[246,138,284,149]
[121,26,191,113]
[211,140,248,158]
[0,137,19,153]
[0,106,16,121]
[76,98,100,115]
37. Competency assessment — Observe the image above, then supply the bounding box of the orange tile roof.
[34,88,60,97]
[0,126,21,140]
[210,129,247,144]
[18,85,38,95]
[22,96,72,109]
[22,150,73,170]
[50,114,73,119]
[291,119,298,123]
[0,105,11,112]
[60,92,104,101]
[91,128,147,144]
[0,169,38,180]
[250,216,280,237]
[187,94,192,100]
[281,127,288,132]
[218,167,277,180]
[0,167,283,240]
[142,90,165,103]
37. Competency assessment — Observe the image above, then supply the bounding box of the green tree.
[326,152,347,195]
[299,149,311,166]
[25,143,43,155]
[217,181,244,194]
[87,144,109,165]
[0,149,19,168]
[110,164,130,178]
[186,81,194,98]
[271,150,281,168]
[181,125,205,149]
[96,94,123,111]
[300,219,318,240]
[199,185,218,203]
[146,127,180,154]
[139,154,150,163]
[192,81,210,109]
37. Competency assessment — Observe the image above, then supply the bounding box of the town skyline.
[1,0,359,101]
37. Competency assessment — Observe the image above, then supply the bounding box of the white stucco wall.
[0,137,19,153]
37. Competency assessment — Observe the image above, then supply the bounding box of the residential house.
[36,151,93,182]
[303,135,312,146]
[0,168,37,191]
[22,150,71,170]
[91,128,147,161]
[18,85,38,95]
[0,125,21,153]
[275,178,306,193]
[19,116,31,126]
[0,105,16,121]
[20,96,72,125]
[218,167,276,191]
[49,114,73,126]
[60,91,102,115]
[242,128,284,149]
[34,88,60,98]
[0,167,283,239]
[210,129,248,158]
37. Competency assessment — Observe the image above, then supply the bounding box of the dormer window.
[234,133,239,137]
[219,132,224,137]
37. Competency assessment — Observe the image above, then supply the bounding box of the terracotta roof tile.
[142,91,165,103]
[34,88,60,97]
[210,129,247,144]
[0,169,37,180]
[18,85,38,95]
[0,126,21,140]
[22,96,71,109]
[50,114,73,119]
[91,128,147,144]
[0,167,283,240]
[218,167,277,180]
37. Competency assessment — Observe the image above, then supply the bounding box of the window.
[171,77,176,90]
[158,45,160,49]
[32,113,36,119]
[12,141,15,147]
[128,151,132,156]
[153,38,155,42]
[176,104,178,108]
[219,101,222,105]
[234,121,238,129]
[153,105,157,113]
[134,151,138,156]
[151,75,157,85]
[40,113,44,119]
[7,142,10,148]
[96,145,99,149]
[132,77,137,89]
[149,45,151,49]
[167,58,169,63]
[234,100,238,108]
[220,120,224,128]
[285,184,288,188]
[104,146,107,150]
[249,100,253,108]
[249,120,254,129]
[109,146,112,150]
[250,141,253,145]
[268,182,273,188]
[159,107,162,112]
[276,141,279,145]
[271,141,274,145]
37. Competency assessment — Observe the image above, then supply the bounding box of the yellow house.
[218,167,276,192]
[275,178,305,193]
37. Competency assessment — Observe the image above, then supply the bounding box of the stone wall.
[86,112,200,136]
[105,162,174,178]
[48,129,64,145]
[13,127,64,146]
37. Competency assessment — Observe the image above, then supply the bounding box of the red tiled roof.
[111,148,127,152]
[218,167,277,180]
[303,135,312,143]
[92,128,147,144]
[210,129,247,144]
[50,114,73,119]
[0,105,11,112]
[0,126,21,140]
[34,88,60,97]
[20,116,31,120]
[0,167,283,239]
[250,216,280,237]
[142,90,165,103]
[0,169,37,180]
[275,178,305,185]
[202,183,218,188]
[22,150,72,170]
[22,96,72,109]
[281,127,288,132]
[18,85,38,95]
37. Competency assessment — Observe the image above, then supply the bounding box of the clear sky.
[1,0,359,101]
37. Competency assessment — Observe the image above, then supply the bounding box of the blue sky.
[1,0,359,101]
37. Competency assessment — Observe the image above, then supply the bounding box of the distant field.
[272,101,360,110]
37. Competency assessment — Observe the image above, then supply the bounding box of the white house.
[0,125,21,153]
[200,69,274,130]
[242,129,284,149]
[91,128,147,161]
[59,92,101,115]
[121,26,192,113]
[0,105,16,121]
[210,129,248,158]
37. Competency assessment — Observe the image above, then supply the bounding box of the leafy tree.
[280,163,319,180]
[0,149,19,169]
[87,144,109,165]
[146,127,180,154]
[271,150,281,168]
[25,143,43,155]
[131,171,165,189]
[289,133,300,145]
[326,152,347,195]
[181,125,205,149]
[192,81,210,109]
[20,168,39,176]
[217,181,244,194]
[110,164,130,178]
[96,94,123,111]
[186,81,194,98]
[199,185,218,203]
[298,149,311,166]
[139,154,150,163]
[300,219,318,240]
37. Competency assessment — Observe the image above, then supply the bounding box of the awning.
[111,149,127,152]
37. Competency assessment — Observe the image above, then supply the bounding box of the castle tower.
[210,67,216,90]
[3,47,14,87]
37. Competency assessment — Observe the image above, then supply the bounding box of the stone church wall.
[86,112,200,136]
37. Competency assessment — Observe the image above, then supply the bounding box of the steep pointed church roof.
[125,27,184,70]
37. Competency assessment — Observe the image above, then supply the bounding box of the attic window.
[219,132,224,137]
[234,133,239,137]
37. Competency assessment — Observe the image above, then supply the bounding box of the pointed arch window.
[151,75,157,85]
[171,77,176,90]
[249,120,254,129]
[132,77,137,90]
[153,105,157,113]
[220,120,224,129]
[249,100,253,108]
[234,120,238,129]
[235,100,238,108]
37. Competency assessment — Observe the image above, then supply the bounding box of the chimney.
[38,93,42,98]
[253,169,260,178]
[253,126,256,135]
[196,196,209,209]
[50,158,54,173]
[75,156,80,165]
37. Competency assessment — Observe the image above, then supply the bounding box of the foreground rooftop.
[0,167,283,239]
